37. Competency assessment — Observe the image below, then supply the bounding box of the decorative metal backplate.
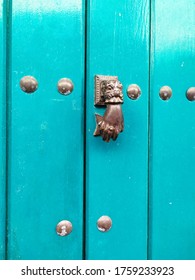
[94,75,118,106]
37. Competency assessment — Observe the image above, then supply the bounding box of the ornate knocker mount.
[94,75,124,142]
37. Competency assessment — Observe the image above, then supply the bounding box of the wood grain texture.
[149,0,195,259]
[0,0,6,260]
[7,0,84,259]
[85,0,150,259]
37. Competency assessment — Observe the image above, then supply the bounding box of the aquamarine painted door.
[0,0,195,260]
[0,0,6,259]
[85,0,149,260]
[0,0,85,260]
[149,0,195,260]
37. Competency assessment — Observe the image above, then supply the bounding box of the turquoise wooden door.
[149,0,195,260]
[85,0,149,260]
[0,0,195,260]
[0,0,85,260]
[0,0,6,260]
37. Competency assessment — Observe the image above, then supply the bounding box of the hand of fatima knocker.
[94,79,124,142]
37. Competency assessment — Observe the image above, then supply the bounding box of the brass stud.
[127,84,141,100]
[97,216,112,232]
[57,78,74,95]
[20,76,38,93]
[56,220,72,237]
[159,86,172,100]
[186,87,195,101]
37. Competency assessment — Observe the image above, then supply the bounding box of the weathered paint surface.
[85,0,150,260]
[149,0,195,259]
[7,0,84,259]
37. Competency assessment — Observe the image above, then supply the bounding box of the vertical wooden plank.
[8,0,84,259]
[150,0,195,259]
[0,0,6,259]
[86,0,150,259]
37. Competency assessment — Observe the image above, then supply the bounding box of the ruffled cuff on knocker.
[104,96,123,104]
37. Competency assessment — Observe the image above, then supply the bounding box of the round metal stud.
[186,87,195,101]
[97,216,112,232]
[56,220,72,237]
[159,86,172,100]
[57,78,74,95]
[20,76,38,93]
[127,84,141,100]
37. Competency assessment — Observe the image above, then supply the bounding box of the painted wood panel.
[0,0,6,260]
[149,0,195,259]
[7,0,85,259]
[85,0,150,259]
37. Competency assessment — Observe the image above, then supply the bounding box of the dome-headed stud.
[57,78,74,95]
[186,87,195,101]
[159,86,172,100]
[56,220,72,236]
[127,84,141,100]
[20,76,38,93]
[97,216,112,232]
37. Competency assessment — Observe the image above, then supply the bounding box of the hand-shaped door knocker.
[94,75,124,142]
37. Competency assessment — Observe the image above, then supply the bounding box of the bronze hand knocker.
[94,75,124,142]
